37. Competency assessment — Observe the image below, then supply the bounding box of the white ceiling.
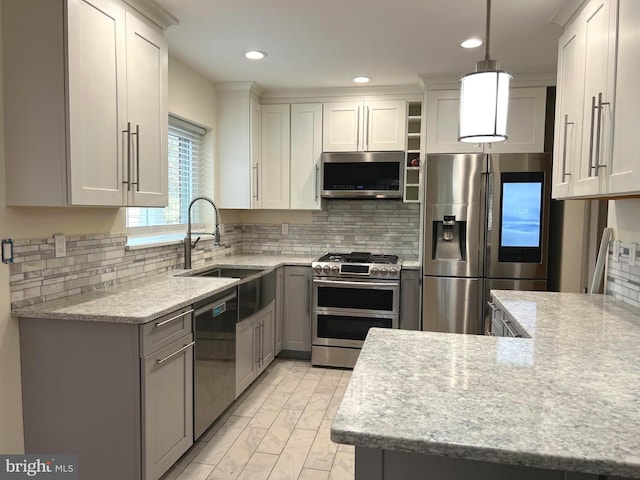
[154,0,564,90]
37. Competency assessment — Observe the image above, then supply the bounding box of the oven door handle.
[313,278,399,290]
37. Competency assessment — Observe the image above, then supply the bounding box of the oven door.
[313,278,399,316]
[313,311,397,348]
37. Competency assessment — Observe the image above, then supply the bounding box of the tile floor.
[161,359,355,480]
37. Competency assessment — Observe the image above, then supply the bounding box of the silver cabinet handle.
[130,124,140,191]
[562,114,574,182]
[356,106,361,151]
[122,122,132,191]
[487,301,498,312]
[253,163,259,201]
[260,320,264,366]
[588,96,596,177]
[156,341,195,365]
[595,92,609,174]
[365,106,370,151]
[315,164,319,202]
[255,322,261,365]
[155,309,194,328]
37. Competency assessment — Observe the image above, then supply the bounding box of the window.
[127,116,210,236]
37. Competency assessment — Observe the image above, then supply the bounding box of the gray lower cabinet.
[275,266,284,355]
[19,307,194,480]
[400,269,421,330]
[282,266,312,353]
[142,334,194,480]
[235,300,276,397]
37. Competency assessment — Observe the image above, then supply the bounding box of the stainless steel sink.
[195,267,265,279]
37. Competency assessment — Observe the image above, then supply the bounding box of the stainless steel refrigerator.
[422,153,551,334]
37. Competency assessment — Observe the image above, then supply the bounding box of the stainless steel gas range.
[311,252,402,368]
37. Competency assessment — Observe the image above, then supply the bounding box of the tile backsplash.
[242,200,420,260]
[606,241,640,309]
[9,200,420,309]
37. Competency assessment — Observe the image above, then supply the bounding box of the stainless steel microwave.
[320,151,404,199]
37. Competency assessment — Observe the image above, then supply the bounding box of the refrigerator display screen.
[499,172,544,263]
[501,182,542,247]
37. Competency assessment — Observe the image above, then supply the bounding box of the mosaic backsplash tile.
[9,200,420,308]
[606,242,640,309]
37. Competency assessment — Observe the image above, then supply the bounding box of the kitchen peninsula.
[331,290,640,480]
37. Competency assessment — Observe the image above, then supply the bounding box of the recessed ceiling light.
[461,38,483,49]
[352,76,371,84]
[245,50,267,60]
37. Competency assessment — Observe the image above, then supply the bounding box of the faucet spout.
[184,196,221,269]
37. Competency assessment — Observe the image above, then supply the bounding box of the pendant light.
[459,0,511,143]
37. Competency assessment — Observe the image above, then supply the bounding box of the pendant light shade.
[459,0,511,143]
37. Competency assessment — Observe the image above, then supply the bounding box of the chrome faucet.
[184,196,221,269]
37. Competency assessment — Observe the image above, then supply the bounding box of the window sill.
[126,233,185,250]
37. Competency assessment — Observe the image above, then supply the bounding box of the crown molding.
[260,84,422,103]
[419,71,556,91]
[550,0,587,28]
[123,0,179,30]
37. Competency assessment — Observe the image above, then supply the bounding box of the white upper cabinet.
[425,88,546,155]
[322,100,406,152]
[216,85,261,209]
[608,0,640,195]
[553,0,640,199]
[2,0,168,207]
[426,90,483,154]
[290,104,323,210]
[553,18,585,199]
[258,105,290,209]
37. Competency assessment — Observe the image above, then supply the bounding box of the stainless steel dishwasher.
[193,287,237,440]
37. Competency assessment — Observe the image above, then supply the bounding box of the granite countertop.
[331,290,640,478]
[13,254,317,324]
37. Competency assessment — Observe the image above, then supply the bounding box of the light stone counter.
[331,290,640,478]
[13,254,317,324]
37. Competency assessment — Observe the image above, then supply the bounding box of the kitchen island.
[331,290,640,480]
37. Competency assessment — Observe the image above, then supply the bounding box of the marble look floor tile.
[208,426,268,480]
[323,387,346,421]
[175,463,215,480]
[298,468,330,480]
[274,372,303,394]
[256,409,303,455]
[267,428,317,480]
[236,452,278,480]
[313,373,340,395]
[304,419,338,471]
[336,444,354,454]
[193,416,251,466]
[232,383,277,418]
[297,393,332,430]
[327,451,354,480]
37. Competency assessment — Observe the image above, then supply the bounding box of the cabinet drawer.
[140,307,193,357]
[491,318,505,337]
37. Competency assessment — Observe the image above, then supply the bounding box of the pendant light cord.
[485,0,491,62]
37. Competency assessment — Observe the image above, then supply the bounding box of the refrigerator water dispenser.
[432,206,467,261]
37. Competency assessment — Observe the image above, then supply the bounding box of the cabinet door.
[365,100,407,151]
[259,105,290,209]
[125,12,168,207]
[487,88,546,154]
[609,0,640,195]
[322,102,362,152]
[282,266,312,352]
[258,301,275,375]
[142,334,193,480]
[236,316,257,397]
[67,0,126,206]
[290,103,322,210]
[400,270,421,331]
[250,98,262,209]
[425,91,483,154]
[576,0,616,196]
[275,267,284,355]
[552,20,585,199]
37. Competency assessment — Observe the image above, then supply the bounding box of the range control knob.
[370,267,380,275]
[322,265,331,273]
[380,268,388,276]
[389,268,398,276]
[331,266,340,274]
[313,265,323,274]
